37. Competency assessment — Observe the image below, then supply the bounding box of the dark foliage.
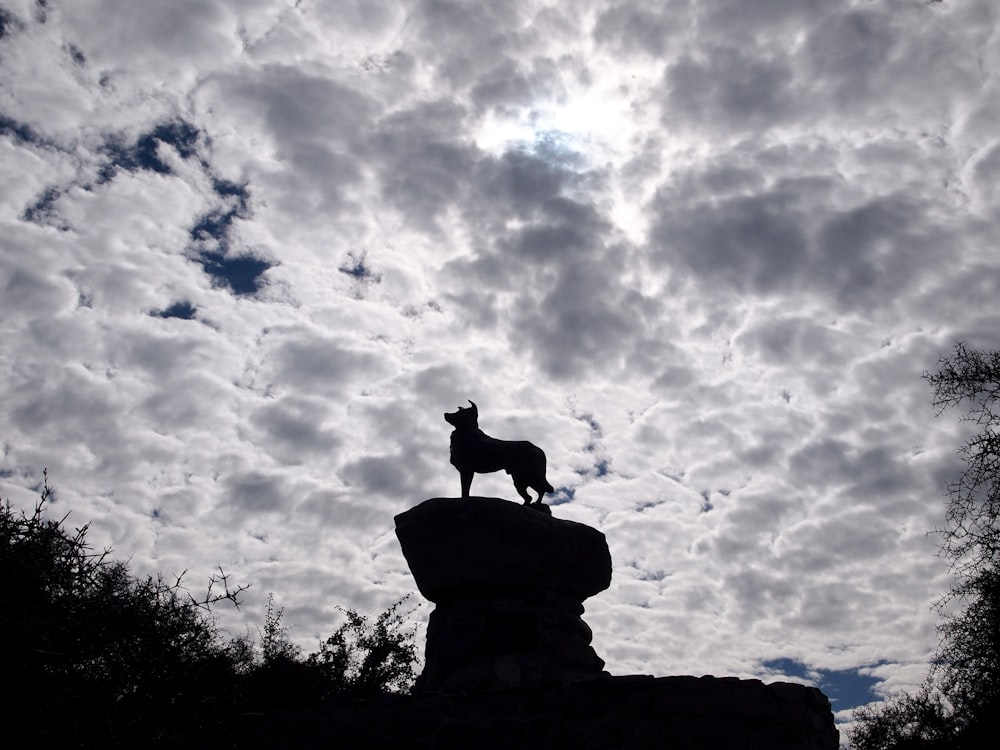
[930,567,1000,748]
[307,595,419,697]
[0,473,248,746]
[1,473,419,747]
[925,342,1000,578]
[235,592,419,713]
[850,687,955,750]
[851,343,1000,749]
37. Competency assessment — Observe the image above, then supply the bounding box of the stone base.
[416,588,608,692]
[395,497,613,691]
[180,675,839,750]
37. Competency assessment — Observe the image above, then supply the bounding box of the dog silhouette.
[444,401,554,504]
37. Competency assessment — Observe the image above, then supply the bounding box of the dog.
[444,401,554,504]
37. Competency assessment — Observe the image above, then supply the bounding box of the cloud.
[369,100,480,232]
[666,44,798,133]
[247,395,342,465]
[2,1,999,731]
[652,184,811,294]
[593,3,679,59]
[255,327,395,398]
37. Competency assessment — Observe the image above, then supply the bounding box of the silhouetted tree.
[925,342,1000,578]
[924,343,1000,747]
[1,472,420,747]
[850,687,955,750]
[851,343,1000,749]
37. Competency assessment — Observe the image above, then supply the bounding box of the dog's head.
[444,400,479,430]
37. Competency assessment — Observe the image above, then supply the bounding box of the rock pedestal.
[394,497,611,692]
[181,496,840,749]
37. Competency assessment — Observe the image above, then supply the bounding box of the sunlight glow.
[475,81,634,164]
[472,64,664,244]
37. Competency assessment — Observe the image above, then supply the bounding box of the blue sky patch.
[99,120,200,181]
[198,251,272,296]
[153,301,196,320]
[762,657,882,712]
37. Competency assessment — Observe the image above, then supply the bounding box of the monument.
[388,402,840,747]
[188,403,840,748]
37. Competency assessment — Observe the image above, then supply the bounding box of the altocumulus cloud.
[2,0,999,736]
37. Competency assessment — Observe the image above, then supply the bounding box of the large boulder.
[395,497,611,601]
[395,497,612,692]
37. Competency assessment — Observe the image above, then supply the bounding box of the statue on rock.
[444,401,554,504]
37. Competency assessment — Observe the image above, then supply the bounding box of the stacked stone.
[394,496,612,692]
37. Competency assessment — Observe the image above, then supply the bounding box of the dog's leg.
[513,477,532,504]
[460,469,473,498]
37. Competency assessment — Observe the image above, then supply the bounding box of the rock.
[180,675,840,749]
[395,497,612,691]
[395,497,612,601]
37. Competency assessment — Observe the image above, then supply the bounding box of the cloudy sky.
[2,0,999,737]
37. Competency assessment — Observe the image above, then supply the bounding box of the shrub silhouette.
[1,473,418,747]
[307,595,419,697]
[1,474,249,745]
[230,591,420,716]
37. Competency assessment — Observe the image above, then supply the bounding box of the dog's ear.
[468,400,478,414]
